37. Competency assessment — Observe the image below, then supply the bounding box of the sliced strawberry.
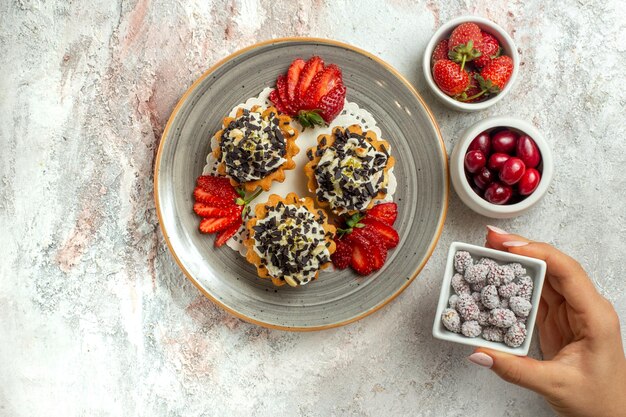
[367,202,398,226]
[346,232,374,275]
[214,221,240,247]
[276,74,295,115]
[196,175,238,200]
[301,64,342,110]
[353,227,387,270]
[193,187,236,207]
[199,216,239,234]
[295,56,324,106]
[193,202,242,218]
[318,83,346,123]
[361,217,400,249]
[286,58,306,104]
[269,88,290,114]
[331,237,352,270]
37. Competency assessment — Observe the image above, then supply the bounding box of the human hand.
[466,226,626,417]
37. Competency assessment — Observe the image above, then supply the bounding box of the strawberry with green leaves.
[432,59,470,96]
[193,175,262,247]
[447,22,483,71]
[332,202,400,275]
[269,56,347,128]
[460,55,514,102]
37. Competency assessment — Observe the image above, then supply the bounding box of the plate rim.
[154,36,449,331]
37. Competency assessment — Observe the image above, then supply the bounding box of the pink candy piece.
[442,308,461,333]
[489,308,517,328]
[504,322,527,347]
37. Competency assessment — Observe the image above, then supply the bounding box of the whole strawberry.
[477,55,513,93]
[474,32,501,69]
[448,22,482,70]
[432,59,470,96]
[431,39,449,65]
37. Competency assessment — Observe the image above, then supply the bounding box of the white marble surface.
[2,1,625,416]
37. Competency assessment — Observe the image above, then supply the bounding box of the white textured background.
[1,1,625,416]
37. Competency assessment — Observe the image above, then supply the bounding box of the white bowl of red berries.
[450,116,554,218]
[423,16,519,112]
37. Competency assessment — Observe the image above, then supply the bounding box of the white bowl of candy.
[432,242,546,356]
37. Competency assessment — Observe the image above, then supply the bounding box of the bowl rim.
[453,116,554,216]
[432,241,547,356]
[423,15,519,112]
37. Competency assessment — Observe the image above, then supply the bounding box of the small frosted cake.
[245,193,336,287]
[213,105,299,192]
[304,125,395,213]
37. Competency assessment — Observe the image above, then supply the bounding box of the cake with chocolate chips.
[304,125,395,214]
[213,105,299,192]
[244,193,336,287]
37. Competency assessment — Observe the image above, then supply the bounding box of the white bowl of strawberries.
[423,16,519,112]
[450,116,554,218]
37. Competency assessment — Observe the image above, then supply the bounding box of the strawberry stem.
[337,212,365,237]
[458,89,487,102]
[236,187,264,219]
[244,188,263,205]
[460,54,467,72]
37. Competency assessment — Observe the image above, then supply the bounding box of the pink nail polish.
[468,352,494,368]
[503,241,529,247]
[486,225,508,234]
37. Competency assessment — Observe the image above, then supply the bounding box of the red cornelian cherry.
[518,168,541,195]
[468,132,491,156]
[474,167,495,190]
[464,150,486,174]
[516,135,541,168]
[492,130,519,154]
[488,153,511,171]
[484,182,513,205]
[499,157,526,185]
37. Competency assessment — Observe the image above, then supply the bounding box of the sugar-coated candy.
[471,292,485,310]
[504,322,527,347]
[482,326,504,342]
[457,294,480,321]
[487,264,515,286]
[464,263,489,284]
[441,308,461,333]
[509,262,527,278]
[481,285,500,309]
[471,280,486,292]
[517,276,534,300]
[454,250,473,274]
[499,298,509,309]
[461,320,482,338]
[510,296,532,317]
[489,308,517,328]
[448,294,459,309]
[478,257,497,268]
[498,282,519,299]
[451,273,471,295]
[477,311,490,326]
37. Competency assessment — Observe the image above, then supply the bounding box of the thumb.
[469,348,555,395]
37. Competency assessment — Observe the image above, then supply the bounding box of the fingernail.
[503,241,529,247]
[468,352,493,368]
[486,225,508,234]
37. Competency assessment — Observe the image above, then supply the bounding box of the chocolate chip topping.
[252,203,331,286]
[219,109,287,183]
[313,127,389,211]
